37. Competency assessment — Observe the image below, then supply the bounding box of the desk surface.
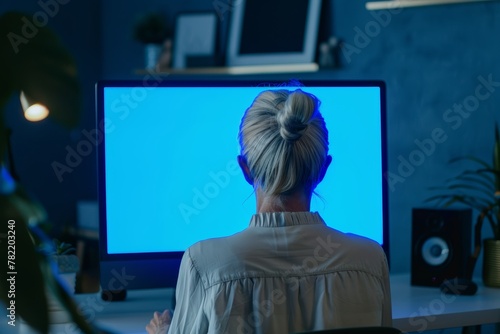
[3,274,499,333]
[391,274,500,331]
[86,274,500,333]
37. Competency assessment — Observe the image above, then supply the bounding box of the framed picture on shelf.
[172,12,218,69]
[226,0,322,67]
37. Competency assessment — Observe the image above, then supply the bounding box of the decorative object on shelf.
[427,123,500,287]
[133,12,171,70]
[172,12,218,69]
[318,36,342,69]
[0,11,93,333]
[226,0,322,67]
[144,44,162,70]
[156,38,173,72]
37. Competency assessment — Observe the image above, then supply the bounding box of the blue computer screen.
[101,83,385,254]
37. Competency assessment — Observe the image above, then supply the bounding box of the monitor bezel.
[226,0,322,67]
[96,79,389,289]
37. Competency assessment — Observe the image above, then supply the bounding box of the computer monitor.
[96,80,388,291]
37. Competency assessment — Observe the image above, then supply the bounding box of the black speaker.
[411,208,472,287]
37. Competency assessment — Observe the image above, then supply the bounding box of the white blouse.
[167,212,392,334]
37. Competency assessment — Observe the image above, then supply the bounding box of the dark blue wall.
[99,0,500,276]
[330,1,500,275]
[3,0,500,277]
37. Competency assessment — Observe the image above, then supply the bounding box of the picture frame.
[172,12,218,69]
[226,0,322,67]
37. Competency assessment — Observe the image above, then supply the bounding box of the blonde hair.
[238,89,329,196]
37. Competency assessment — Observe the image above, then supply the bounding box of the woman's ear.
[237,155,253,186]
[318,155,332,183]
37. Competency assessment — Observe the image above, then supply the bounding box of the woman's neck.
[256,187,311,213]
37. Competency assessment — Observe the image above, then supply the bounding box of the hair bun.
[276,89,316,142]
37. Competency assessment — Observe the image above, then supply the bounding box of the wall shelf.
[136,63,319,76]
[366,0,496,10]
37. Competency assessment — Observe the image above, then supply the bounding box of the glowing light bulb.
[20,91,49,122]
[24,103,49,122]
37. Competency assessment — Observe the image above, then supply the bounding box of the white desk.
[88,274,500,333]
[82,289,173,334]
[390,274,500,331]
[3,274,499,333]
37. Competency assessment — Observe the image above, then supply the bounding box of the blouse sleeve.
[168,248,209,334]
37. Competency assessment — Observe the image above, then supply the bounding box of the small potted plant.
[427,124,500,287]
[50,239,79,293]
[35,238,80,324]
[133,12,171,70]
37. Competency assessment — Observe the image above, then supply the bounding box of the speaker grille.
[421,237,450,266]
[411,208,472,287]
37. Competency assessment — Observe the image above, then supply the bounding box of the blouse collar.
[249,211,325,228]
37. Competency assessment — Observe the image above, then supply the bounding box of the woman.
[147,88,392,334]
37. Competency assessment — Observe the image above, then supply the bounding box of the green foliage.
[0,205,49,333]
[1,187,94,333]
[133,12,170,44]
[0,11,91,334]
[53,239,77,255]
[426,124,500,240]
[37,237,77,256]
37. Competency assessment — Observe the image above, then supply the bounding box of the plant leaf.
[41,258,95,334]
[425,194,492,211]
[449,156,493,169]
[451,174,495,193]
[433,183,495,202]
[426,125,500,238]
[0,202,48,333]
